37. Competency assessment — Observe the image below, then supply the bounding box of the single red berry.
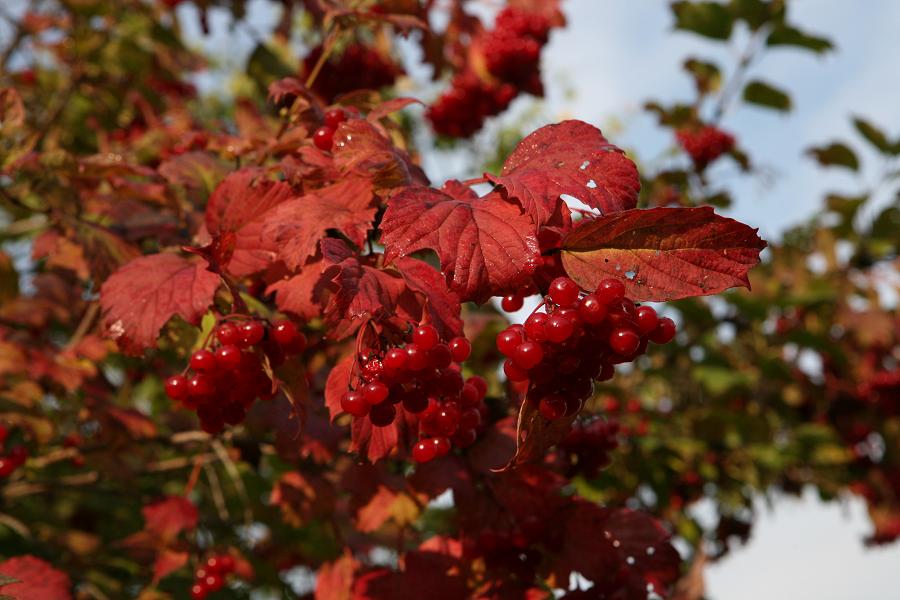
[204,573,224,592]
[649,317,676,344]
[496,327,523,356]
[271,319,298,346]
[188,374,215,399]
[362,381,389,405]
[239,321,265,347]
[578,294,608,325]
[190,349,217,373]
[216,322,240,346]
[524,312,548,341]
[539,394,567,420]
[324,108,347,128]
[452,428,477,448]
[634,305,659,334]
[218,555,235,572]
[369,402,396,427]
[190,583,208,600]
[501,294,524,312]
[503,360,529,382]
[460,383,480,407]
[0,458,16,477]
[384,348,408,371]
[341,391,369,417]
[165,374,189,401]
[610,328,640,355]
[467,375,487,399]
[448,336,471,362]
[214,345,242,371]
[434,403,461,436]
[428,343,453,369]
[412,439,437,463]
[313,125,335,150]
[405,343,429,370]
[544,314,574,343]
[548,277,580,307]
[413,325,440,350]
[459,407,481,430]
[432,436,451,457]
[596,278,626,304]
[513,341,544,370]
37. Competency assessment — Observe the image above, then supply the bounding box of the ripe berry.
[204,573,224,592]
[362,359,384,382]
[272,320,306,353]
[324,108,347,128]
[239,321,265,347]
[214,345,242,371]
[431,436,451,457]
[313,125,335,151]
[578,294,608,325]
[448,337,471,362]
[549,277,580,307]
[524,312,548,341]
[384,348,408,371]
[434,404,461,436]
[501,293,524,312]
[413,325,440,350]
[459,407,481,430]
[452,428,477,448]
[539,394,567,420]
[544,314,574,343]
[513,341,544,370]
[649,317,676,344]
[460,383,480,407]
[190,583,207,600]
[216,322,240,346]
[341,391,368,417]
[190,349,217,373]
[634,305,658,334]
[610,328,640,356]
[427,343,452,369]
[503,360,529,382]
[596,278,626,304]
[188,374,215,399]
[467,375,487,399]
[0,458,17,477]
[218,555,235,572]
[165,374,190,401]
[369,402,396,427]
[412,439,437,463]
[405,343,429,370]
[362,381,389,405]
[496,327,523,356]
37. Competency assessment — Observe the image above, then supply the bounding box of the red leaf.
[381,183,540,303]
[325,354,355,422]
[262,178,376,270]
[316,550,359,600]
[0,555,71,600]
[366,97,422,123]
[487,120,639,225]
[332,119,428,188]
[152,549,189,584]
[393,257,463,340]
[267,257,327,321]
[100,253,220,353]
[561,206,767,301]
[205,168,295,276]
[106,406,158,439]
[352,551,467,600]
[142,496,198,543]
[350,413,400,463]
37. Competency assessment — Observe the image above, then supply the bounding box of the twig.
[211,440,253,526]
[203,463,229,521]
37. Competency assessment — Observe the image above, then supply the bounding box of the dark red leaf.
[0,555,71,600]
[267,257,327,321]
[393,257,463,339]
[142,496,198,542]
[332,119,428,188]
[561,206,767,301]
[366,97,422,123]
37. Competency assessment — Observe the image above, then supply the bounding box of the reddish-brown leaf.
[366,97,422,123]
[262,178,376,270]
[393,257,463,340]
[152,549,189,584]
[100,253,221,353]
[205,168,295,276]
[497,392,577,471]
[487,120,639,225]
[268,257,327,321]
[325,354,355,422]
[332,119,428,188]
[561,206,767,301]
[352,550,468,600]
[142,496,198,543]
[316,551,359,600]
[350,413,400,463]
[381,183,540,303]
[0,555,71,600]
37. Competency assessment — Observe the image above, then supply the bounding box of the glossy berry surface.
[313,125,335,150]
[548,277,580,307]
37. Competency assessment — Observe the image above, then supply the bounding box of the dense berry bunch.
[675,125,735,170]
[0,424,27,478]
[496,276,676,420]
[189,554,238,600]
[557,418,621,477]
[427,72,517,138]
[340,324,487,463]
[164,319,306,433]
[303,43,402,102]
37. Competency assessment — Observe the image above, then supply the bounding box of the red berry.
[432,436,451,457]
[0,458,16,477]
[190,583,208,600]
[271,320,299,347]
[204,573,224,592]
[452,428,477,448]
[501,294,524,312]
[459,407,481,430]
[218,555,235,572]
[496,328,523,356]
[216,322,240,346]
[384,348,408,371]
[539,394,567,420]
[412,439,437,463]
[362,359,384,382]
[578,294,608,325]
[214,345,242,371]
[634,305,658,334]
[369,402,396,427]
[512,341,544,370]
[427,343,452,369]
[649,317,676,344]
[524,312,548,341]
[188,374,216,399]
[434,403,461,436]
[341,391,369,417]
[405,343,429,370]
[448,337,471,362]
[460,383,480,407]
[610,328,640,355]
[324,108,347,128]
[239,321,265,347]
[190,349,217,373]
[467,376,487,399]
[596,278,626,304]
[313,125,335,150]
[165,374,189,401]
[548,277,580,307]
[413,325,440,350]
[362,381,389,405]
[503,360,529,382]
[544,314,574,343]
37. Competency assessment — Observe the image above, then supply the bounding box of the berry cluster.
[303,43,401,103]
[339,324,488,463]
[427,7,554,138]
[0,424,27,477]
[675,125,735,170]
[557,418,621,478]
[312,107,348,152]
[496,276,676,420]
[164,319,306,433]
[189,554,238,600]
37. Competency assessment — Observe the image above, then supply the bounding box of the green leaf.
[767,25,834,54]
[671,2,734,40]
[730,0,784,30]
[806,143,859,171]
[742,80,792,112]
[852,117,895,154]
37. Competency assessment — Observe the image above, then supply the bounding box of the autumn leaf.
[332,119,428,188]
[152,549,188,584]
[560,206,767,301]
[142,496,198,543]
[381,183,540,303]
[393,257,463,340]
[100,253,221,353]
[487,120,640,226]
[267,257,327,321]
[500,393,578,470]
[325,354,355,422]
[316,551,359,600]
[0,555,71,600]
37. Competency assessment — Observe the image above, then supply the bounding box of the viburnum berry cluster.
[428,7,557,137]
[0,424,27,478]
[189,554,238,600]
[339,323,487,463]
[497,276,676,421]
[675,124,736,170]
[164,319,306,433]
